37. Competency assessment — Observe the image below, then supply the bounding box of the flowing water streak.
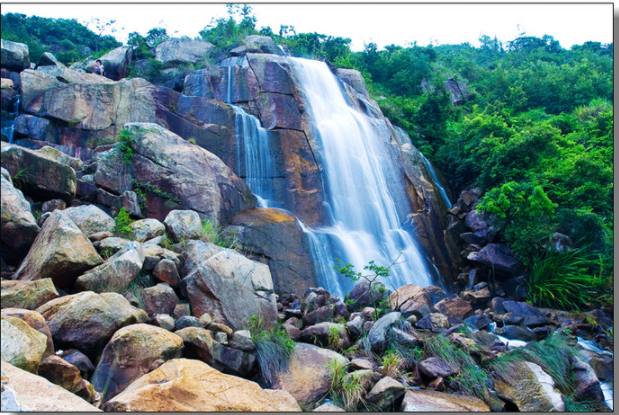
[1,94,20,144]
[290,57,436,295]
[227,66,275,208]
[421,153,452,209]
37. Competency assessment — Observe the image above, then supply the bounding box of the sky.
[1,2,614,51]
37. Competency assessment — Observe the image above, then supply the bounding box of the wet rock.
[276,343,348,407]
[389,284,432,318]
[419,357,453,379]
[464,314,491,330]
[1,279,58,310]
[103,358,300,411]
[502,301,548,328]
[36,291,147,357]
[13,211,103,288]
[91,323,184,402]
[433,296,473,320]
[423,286,448,307]
[467,243,524,277]
[572,355,604,403]
[368,312,401,352]
[494,325,536,342]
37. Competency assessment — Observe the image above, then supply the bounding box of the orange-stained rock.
[1,308,54,357]
[103,358,301,412]
[389,284,432,318]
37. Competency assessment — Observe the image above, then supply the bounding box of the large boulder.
[35,291,148,357]
[129,218,165,241]
[0,361,101,412]
[501,301,548,328]
[94,123,256,223]
[1,39,30,72]
[433,296,473,320]
[366,376,406,410]
[571,355,604,403]
[139,283,180,317]
[0,279,59,310]
[182,240,278,331]
[85,46,133,80]
[300,322,351,350]
[229,207,317,295]
[36,51,64,68]
[74,241,144,293]
[37,354,83,392]
[35,145,84,171]
[1,308,54,357]
[12,211,103,288]
[368,312,401,353]
[493,361,565,412]
[1,173,39,263]
[389,284,432,318]
[1,314,48,373]
[91,323,184,402]
[164,209,203,242]
[467,243,524,277]
[103,358,300,411]
[1,142,76,200]
[244,35,283,55]
[276,343,348,407]
[155,39,214,68]
[445,77,470,106]
[336,68,370,100]
[401,390,490,412]
[62,204,115,236]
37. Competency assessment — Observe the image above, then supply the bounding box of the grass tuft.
[248,315,295,387]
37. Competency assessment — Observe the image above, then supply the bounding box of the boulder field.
[1,37,613,412]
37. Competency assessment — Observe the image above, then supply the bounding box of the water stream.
[290,58,436,296]
[1,94,20,144]
[420,153,452,209]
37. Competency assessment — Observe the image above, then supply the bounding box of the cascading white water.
[421,154,452,209]
[290,58,436,296]
[227,67,276,208]
[1,94,20,144]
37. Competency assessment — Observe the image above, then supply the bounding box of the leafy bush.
[249,315,295,387]
[112,207,134,239]
[328,359,365,411]
[117,128,136,165]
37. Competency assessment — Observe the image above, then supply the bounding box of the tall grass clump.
[248,315,295,387]
[424,334,489,402]
[328,359,365,411]
[525,245,604,310]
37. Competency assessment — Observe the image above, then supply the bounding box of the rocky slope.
[1,37,613,412]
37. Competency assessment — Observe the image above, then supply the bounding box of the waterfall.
[1,94,20,144]
[290,58,436,296]
[421,154,452,209]
[227,67,276,208]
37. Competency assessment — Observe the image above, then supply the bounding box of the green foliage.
[524,245,609,310]
[199,4,258,53]
[327,359,365,411]
[200,219,238,249]
[116,129,136,165]
[248,315,295,387]
[1,13,120,64]
[131,180,181,207]
[112,207,134,239]
[424,334,489,402]
[380,349,403,378]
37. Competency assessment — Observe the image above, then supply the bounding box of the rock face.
[493,361,565,412]
[91,323,184,402]
[103,358,301,411]
[1,314,48,372]
[336,68,370,99]
[36,291,148,356]
[1,173,39,263]
[182,240,278,331]
[1,142,76,200]
[0,361,101,412]
[1,39,30,71]
[0,279,59,310]
[155,39,214,68]
[401,390,490,412]
[94,123,256,223]
[277,343,348,407]
[229,208,317,295]
[445,77,470,106]
[13,211,103,288]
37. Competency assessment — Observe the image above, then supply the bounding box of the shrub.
[381,349,403,378]
[328,359,365,411]
[112,207,134,239]
[117,128,136,165]
[249,315,295,387]
[201,219,238,249]
[525,245,606,310]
